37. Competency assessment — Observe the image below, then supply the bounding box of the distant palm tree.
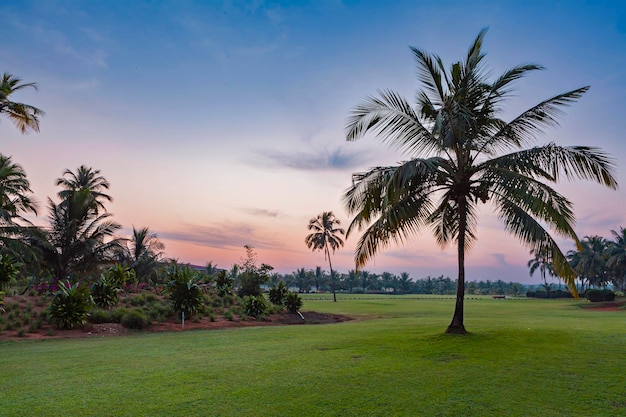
[305,211,345,302]
[568,236,609,291]
[0,72,44,134]
[117,226,164,283]
[606,227,626,291]
[56,166,112,214]
[527,248,556,295]
[343,29,617,333]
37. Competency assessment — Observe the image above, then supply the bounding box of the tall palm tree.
[305,211,345,302]
[342,29,617,333]
[0,73,44,134]
[56,166,112,214]
[39,188,122,278]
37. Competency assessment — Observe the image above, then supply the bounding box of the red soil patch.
[582,300,626,312]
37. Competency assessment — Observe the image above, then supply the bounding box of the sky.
[1,0,625,284]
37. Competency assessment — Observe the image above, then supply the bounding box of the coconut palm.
[0,154,37,221]
[56,166,112,214]
[527,248,556,295]
[343,29,617,333]
[305,211,345,302]
[39,188,122,278]
[0,155,43,265]
[116,226,164,283]
[0,73,44,134]
[568,235,609,291]
[606,227,626,291]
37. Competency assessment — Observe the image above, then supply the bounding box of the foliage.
[121,308,150,329]
[284,291,303,313]
[342,30,617,332]
[115,226,164,283]
[48,280,93,329]
[0,254,20,289]
[243,295,267,318]
[166,262,204,317]
[35,168,122,278]
[0,72,44,133]
[585,289,616,302]
[104,263,136,289]
[91,275,120,309]
[214,270,234,297]
[268,281,288,306]
[236,245,273,297]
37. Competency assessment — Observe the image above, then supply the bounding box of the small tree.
[268,281,288,306]
[166,262,204,318]
[237,245,273,297]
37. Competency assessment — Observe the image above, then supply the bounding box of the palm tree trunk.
[326,245,337,302]
[447,201,468,334]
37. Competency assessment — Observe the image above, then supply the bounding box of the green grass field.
[1,295,624,416]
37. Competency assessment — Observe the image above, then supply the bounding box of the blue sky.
[2,0,625,284]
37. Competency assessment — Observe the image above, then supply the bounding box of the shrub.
[224,310,234,321]
[48,281,93,330]
[89,308,113,324]
[244,295,267,318]
[166,262,205,317]
[91,276,120,309]
[105,264,136,289]
[586,289,616,302]
[268,282,288,306]
[110,307,129,323]
[121,308,149,330]
[214,271,234,297]
[284,291,303,313]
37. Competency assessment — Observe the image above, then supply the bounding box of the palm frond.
[481,87,590,153]
[346,89,440,157]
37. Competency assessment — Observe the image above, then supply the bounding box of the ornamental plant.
[284,291,303,313]
[166,262,204,317]
[268,281,288,306]
[48,280,93,329]
[91,275,120,309]
[244,295,267,318]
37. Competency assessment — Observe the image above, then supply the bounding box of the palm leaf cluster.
[343,29,617,332]
[568,230,626,291]
[0,72,44,134]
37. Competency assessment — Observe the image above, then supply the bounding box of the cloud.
[260,147,368,171]
[240,207,283,218]
[158,221,285,250]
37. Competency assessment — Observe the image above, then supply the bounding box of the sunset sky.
[2,0,625,284]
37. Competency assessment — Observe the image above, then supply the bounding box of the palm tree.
[0,155,42,265]
[305,211,345,302]
[39,188,121,278]
[568,235,609,291]
[0,154,37,221]
[527,248,555,296]
[56,166,112,214]
[606,227,626,291]
[0,73,44,134]
[116,226,164,283]
[342,29,617,333]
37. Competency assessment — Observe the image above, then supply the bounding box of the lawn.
[1,296,624,416]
